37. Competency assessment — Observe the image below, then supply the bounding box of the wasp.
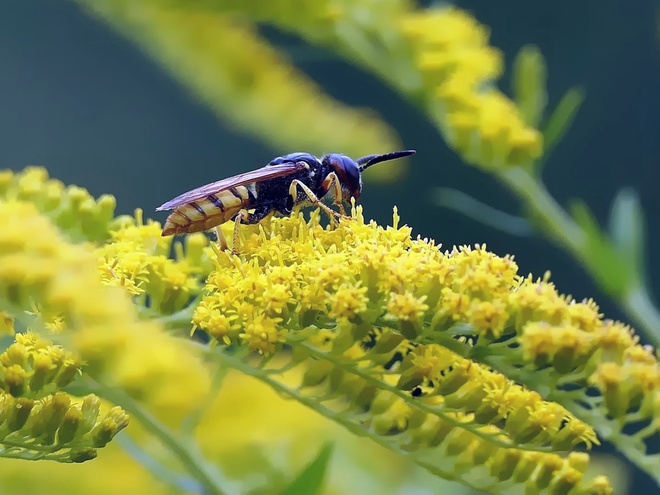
[156,149,416,252]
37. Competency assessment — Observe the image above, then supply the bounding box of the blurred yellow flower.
[400,7,543,168]
[0,200,210,421]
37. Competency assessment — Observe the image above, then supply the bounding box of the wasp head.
[324,153,363,201]
[324,150,416,202]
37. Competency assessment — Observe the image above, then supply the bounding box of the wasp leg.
[231,207,271,255]
[214,226,229,251]
[321,172,347,216]
[288,179,346,225]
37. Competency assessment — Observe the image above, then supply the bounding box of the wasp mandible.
[156,150,416,252]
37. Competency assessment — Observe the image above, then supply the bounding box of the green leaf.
[542,87,585,158]
[569,200,632,296]
[433,187,533,236]
[277,443,333,495]
[608,188,645,284]
[512,45,547,128]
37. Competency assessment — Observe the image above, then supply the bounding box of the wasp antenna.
[357,149,416,171]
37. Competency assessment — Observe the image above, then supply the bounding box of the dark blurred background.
[1,0,658,491]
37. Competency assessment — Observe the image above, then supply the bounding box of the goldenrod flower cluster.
[0,329,128,462]
[81,0,401,163]
[0,333,81,398]
[399,8,543,168]
[211,3,542,172]
[0,166,116,242]
[96,210,212,314]
[0,179,211,432]
[191,207,633,494]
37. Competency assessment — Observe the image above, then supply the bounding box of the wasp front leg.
[321,172,347,216]
[230,206,271,255]
[288,179,346,225]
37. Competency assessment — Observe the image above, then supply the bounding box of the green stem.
[156,303,196,329]
[181,363,230,436]
[499,167,660,346]
[499,167,585,252]
[84,377,229,495]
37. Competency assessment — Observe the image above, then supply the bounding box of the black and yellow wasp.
[156,150,415,251]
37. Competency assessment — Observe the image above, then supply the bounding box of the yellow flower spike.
[43,179,65,212]
[44,315,66,333]
[96,217,208,314]
[400,8,490,48]
[202,309,234,343]
[408,345,451,381]
[0,200,209,434]
[3,365,28,397]
[436,72,485,110]
[0,168,116,242]
[399,7,543,170]
[189,209,660,491]
[596,321,639,360]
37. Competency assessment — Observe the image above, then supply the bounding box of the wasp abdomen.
[161,185,254,235]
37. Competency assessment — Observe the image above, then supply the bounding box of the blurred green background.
[1,0,658,492]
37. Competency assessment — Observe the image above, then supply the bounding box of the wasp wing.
[156,161,309,211]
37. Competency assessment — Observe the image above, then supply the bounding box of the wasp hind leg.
[231,207,271,255]
[289,179,347,226]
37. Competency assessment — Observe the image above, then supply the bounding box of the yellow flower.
[0,200,210,422]
[386,292,429,322]
[399,7,543,168]
[95,210,210,315]
[0,167,116,242]
[0,332,82,399]
[328,284,369,321]
[239,315,285,355]
[189,206,632,493]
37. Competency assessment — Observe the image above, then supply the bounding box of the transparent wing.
[156,161,308,211]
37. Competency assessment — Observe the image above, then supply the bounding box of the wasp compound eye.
[328,154,362,200]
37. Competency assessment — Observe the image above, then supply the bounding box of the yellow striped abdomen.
[161,186,253,235]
